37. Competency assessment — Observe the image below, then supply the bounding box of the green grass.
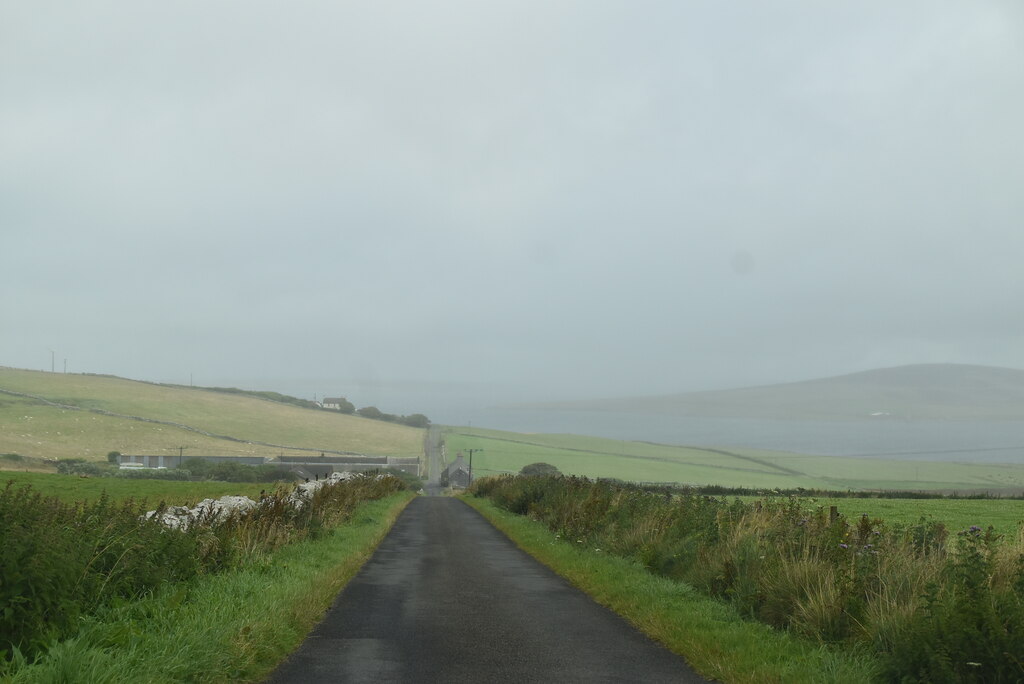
[789,496,1024,538]
[2,492,415,683]
[0,367,424,462]
[0,471,271,506]
[462,495,880,683]
[446,426,1024,493]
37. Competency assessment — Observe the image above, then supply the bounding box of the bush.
[366,467,423,490]
[181,458,296,483]
[471,475,1024,677]
[55,459,114,477]
[0,474,407,663]
[401,413,431,428]
[519,462,561,477]
[881,526,1024,682]
[114,468,192,481]
[356,406,384,420]
[0,483,200,660]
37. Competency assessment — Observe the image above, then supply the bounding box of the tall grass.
[1,493,414,683]
[0,474,406,664]
[473,475,1024,682]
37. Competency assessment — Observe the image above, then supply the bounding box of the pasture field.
[0,367,424,461]
[796,495,1024,537]
[0,470,270,505]
[445,426,1024,493]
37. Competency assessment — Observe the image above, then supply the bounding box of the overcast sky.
[3,1,1023,417]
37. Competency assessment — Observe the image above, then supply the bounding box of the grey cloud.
[2,1,1023,415]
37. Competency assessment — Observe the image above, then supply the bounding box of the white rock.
[145,474,358,527]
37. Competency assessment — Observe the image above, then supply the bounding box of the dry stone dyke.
[145,471,357,529]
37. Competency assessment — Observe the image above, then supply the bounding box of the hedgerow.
[472,475,1024,682]
[0,474,406,664]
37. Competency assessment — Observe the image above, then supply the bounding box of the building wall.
[118,454,268,468]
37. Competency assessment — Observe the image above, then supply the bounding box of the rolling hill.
[0,367,425,463]
[444,427,1024,493]
[526,364,1024,420]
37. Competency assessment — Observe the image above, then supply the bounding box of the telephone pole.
[465,448,483,485]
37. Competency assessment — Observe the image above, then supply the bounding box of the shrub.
[0,474,407,663]
[401,413,430,428]
[114,468,192,481]
[356,406,384,420]
[56,459,114,477]
[519,462,561,477]
[181,458,295,483]
[880,526,1024,682]
[471,474,1024,676]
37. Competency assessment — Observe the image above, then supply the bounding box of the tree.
[107,451,121,464]
[402,414,431,428]
[520,462,561,477]
[357,406,384,420]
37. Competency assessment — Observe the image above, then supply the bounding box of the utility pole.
[178,445,192,469]
[465,448,483,485]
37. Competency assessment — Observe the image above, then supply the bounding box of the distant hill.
[0,367,425,462]
[527,364,1024,420]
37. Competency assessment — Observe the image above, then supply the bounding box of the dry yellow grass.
[0,367,424,461]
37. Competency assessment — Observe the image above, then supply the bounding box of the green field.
[800,496,1024,537]
[0,470,271,505]
[444,426,1024,493]
[0,367,425,462]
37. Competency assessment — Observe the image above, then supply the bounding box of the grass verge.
[2,491,416,684]
[462,495,880,683]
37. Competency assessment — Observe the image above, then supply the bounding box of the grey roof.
[442,455,469,476]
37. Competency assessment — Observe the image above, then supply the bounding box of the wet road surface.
[267,496,708,683]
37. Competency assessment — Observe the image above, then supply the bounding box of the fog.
[3,1,1023,420]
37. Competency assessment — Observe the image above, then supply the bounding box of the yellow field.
[0,367,424,462]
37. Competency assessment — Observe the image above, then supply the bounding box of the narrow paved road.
[267,497,708,683]
[423,425,443,496]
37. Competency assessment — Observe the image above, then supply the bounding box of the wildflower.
[839,543,849,549]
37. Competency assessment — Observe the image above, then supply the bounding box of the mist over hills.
[527,364,1024,421]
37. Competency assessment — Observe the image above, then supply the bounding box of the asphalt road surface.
[267,496,708,683]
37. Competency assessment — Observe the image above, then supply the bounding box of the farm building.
[321,397,352,411]
[277,454,420,478]
[116,452,420,478]
[440,454,471,488]
[118,454,268,469]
